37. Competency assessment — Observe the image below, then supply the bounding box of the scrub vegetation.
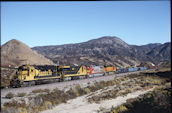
[2,67,171,113]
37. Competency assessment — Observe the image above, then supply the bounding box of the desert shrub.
[151,80,162,85]
[32,89,44,93]
[43,88,50,93]
[31,105,41,113]
[43,101,53,109]
[94,81,105,89]
[71,86,80,97]
[64,85,86,98]
[88,95,101,103]
[117,90,129,97]
[165,82,171,88]
[5,92,15,99]
[99,81,106,87]
[106,80,115,86]
[66,88,78,99]
[128,74,139,78]
[17,92,26,97]
[88,89,118,103]
[120,77,126,81]
[123,89,132,95]
[3,99,26,108]
[111,105,128,113]
[98,106,106,112]
[41,88,68,104]
[17,107,27,113]
[1,106,28,113]
[87,85,98,92]
[78,88,87,96]
[32,88,50,94]
[84,87,91,94]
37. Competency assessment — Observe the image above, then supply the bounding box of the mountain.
[146,42,171,63]
[1,39,54,67]
[32,36,171,68]
[129,43,164,63]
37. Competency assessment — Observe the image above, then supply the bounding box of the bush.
[5,92,15,99]
[32,89,43,93]
[43,101,53,109]
[32,88,50,94]
[39,88,68,106]
[111,105,128,113]
[84,88,91,94]
[17,92,26,97]
[3,99,26,108]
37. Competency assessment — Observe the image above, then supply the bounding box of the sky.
[1,1,171,47]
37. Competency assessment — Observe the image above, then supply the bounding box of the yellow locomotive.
[10,65,87,87]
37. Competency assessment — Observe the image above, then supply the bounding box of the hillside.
[1,39,53,67]
[32,36,171,68]
[146,42,171,63]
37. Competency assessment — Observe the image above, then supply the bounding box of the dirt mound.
[1,39,53,67]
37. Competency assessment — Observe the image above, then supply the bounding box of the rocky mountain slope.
[32,36,171,68]
[1,39,54,67]
[146,42,171,63]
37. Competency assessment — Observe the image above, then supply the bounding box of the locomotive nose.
[10,78,21,88]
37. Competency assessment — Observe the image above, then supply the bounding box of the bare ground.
[41,87,155,113]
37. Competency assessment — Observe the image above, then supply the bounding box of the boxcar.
[128,67,138,72]
[116,68,128,73]
[138,67,147,71]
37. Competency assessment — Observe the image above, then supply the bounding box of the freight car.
[116,68,128,73]
[138,67,147,71]
[128,67,139,72]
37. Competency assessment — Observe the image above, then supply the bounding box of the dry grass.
[87,71,168,104]
[2,69,170,113]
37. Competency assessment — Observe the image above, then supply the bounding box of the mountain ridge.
[32,36,171,68]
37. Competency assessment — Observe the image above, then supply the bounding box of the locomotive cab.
[10,65,37,87]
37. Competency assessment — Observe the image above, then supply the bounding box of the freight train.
[10,65,116,87]
[10,64,147,88]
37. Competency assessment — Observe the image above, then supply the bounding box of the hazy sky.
[1,1,171,47]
